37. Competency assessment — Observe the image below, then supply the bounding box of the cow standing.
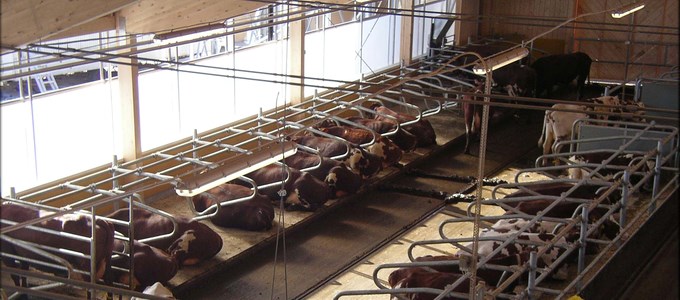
[531,52,592,99]
[537,96,622,165]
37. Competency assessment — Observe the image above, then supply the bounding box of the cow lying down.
[1,203,115,287]
[110,239,178,291]
[106,208,222,267]
[192,183,275,231]
[240,164,331,211]
[388,265,480,300]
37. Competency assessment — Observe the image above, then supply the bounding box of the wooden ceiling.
[1,0,347,49]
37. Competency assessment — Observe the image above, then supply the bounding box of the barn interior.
[1,1,678,299]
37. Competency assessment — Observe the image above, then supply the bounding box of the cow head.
[325,165,363,198]
[288,173,330,211]
[167,222,223,267]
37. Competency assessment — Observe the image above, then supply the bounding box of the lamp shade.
[611,2,645,18]
[472,47,530,75]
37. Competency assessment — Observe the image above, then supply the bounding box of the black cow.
[531,52,592,99]
[492,64,537,98]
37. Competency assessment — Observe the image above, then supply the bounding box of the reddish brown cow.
[388,267,476,300]
[413,254,530,288]
[192,183,274,231]
[111,239,178,290]
[317,125,403,168]
[346,116,418,152]
[284,151,363,198]
[1,203,115,286]
[371,104,437,147]
[243,164,331,211]
[106,208,222,267]
[289,135,382,179]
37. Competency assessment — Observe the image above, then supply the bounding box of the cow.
[242,164,331,211]
[412,254,532,289]
[388,267,477,300]
[317,125,403,168]
[371,104,437,147]
[346,116,418,152]
[192,184,275,231]
[110,239,178,291]
[105,208,222,267]
[531,52,592,99]
[492,64,537,98]
[284,151,363,198]
[537,96,622,166]
[461,81,489,154]
[289,135,382,179]
[567,152,655,191]
[456,229,570,280]
[1,203,115,287]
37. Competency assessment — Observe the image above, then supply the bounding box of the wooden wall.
[477,0,678,81]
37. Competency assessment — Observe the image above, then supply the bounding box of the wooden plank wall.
[477,0,678,81]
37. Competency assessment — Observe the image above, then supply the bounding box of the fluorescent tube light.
[152,24,227,44]
[611,2,645,18]
[175,141,298,197]
[472,47,530,75]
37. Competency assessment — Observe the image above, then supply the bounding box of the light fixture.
[611,2,645,18]
[152,23,227,44]
[472,47,530,75]
[175,141,298,197]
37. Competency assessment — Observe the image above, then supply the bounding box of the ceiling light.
[611,2,645,18]
[472,47,530,75]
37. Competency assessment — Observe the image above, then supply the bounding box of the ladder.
[33,74,58,93]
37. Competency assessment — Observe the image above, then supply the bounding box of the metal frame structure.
[334,116,678,299]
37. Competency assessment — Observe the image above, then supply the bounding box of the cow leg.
[541,121,556,167]
[463,103,473,154]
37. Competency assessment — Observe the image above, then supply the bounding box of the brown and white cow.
[243,164,331,211]
[106,208,222,267]
[537,96,622,166]
[567,152,655,187]
[346,116,418,152]
[192,183,275,231]
[456,229,570,280]
[284,151,363,198]
[289,135,382,179]
[1,203,115,286]
[110,239,178,290]
[317,125,403,168]
[371,104,437,147]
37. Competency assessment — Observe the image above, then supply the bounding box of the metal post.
[620,170,629,228]
[578,207,589,277]
[528,251,538,299]
[112,155,119,211]
[650,140,663,213]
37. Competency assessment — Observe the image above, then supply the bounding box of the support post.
[399,0,414,65]
[288,8,306,105]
